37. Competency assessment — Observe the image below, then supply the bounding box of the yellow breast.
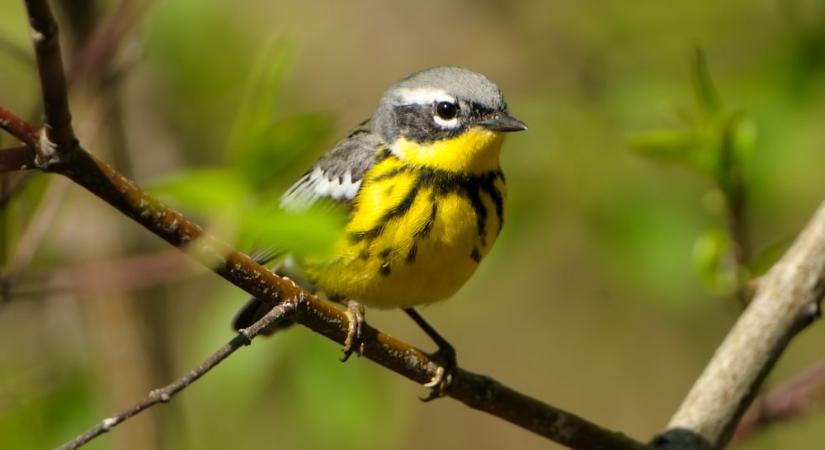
[305,153,506,308]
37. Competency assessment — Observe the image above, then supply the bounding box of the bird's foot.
[341,300,366,362]
[421,342,457,401]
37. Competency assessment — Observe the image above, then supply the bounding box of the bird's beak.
[479,113,528,132]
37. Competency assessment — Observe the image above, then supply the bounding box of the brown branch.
[658,201,825,449]
[54,147,647,450]
[0,146,35,172]
[24,0,76,156]
[729,359,825,446]
[726,182,750,307]
[69,0,152,83]
[0,106,38,149]
[55,296,301,450]
[11,2,647,450]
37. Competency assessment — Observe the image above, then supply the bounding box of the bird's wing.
[280,122,383,212]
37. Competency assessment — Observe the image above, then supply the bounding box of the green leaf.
[627,128,713,174]
[237,203,347,257]
[226,37,293,162]
[225,38,334,190]
[284,337,399,450]
[233,113,335,190]
[714,113,755,197]
[692,227,735,294]
[149,168,251,214]
[731,115,757,161]
[692,48,721,116]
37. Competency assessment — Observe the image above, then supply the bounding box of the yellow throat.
[391,127,505,174]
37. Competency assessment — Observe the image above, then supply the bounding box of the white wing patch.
[280,167,362,211]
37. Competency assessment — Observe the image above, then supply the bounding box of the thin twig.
[730,359,825,446]
[54,297,301,450]
[24,0,76,153]
[0,106,38,149]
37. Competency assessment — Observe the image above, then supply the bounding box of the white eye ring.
[433,115,460,128]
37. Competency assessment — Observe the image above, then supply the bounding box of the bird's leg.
[403,308,457,401]
[337,297,366,362]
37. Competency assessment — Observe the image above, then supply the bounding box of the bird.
[232,66,526,398]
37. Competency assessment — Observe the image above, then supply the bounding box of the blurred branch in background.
[731,359,825,446]
[10,249,196,298]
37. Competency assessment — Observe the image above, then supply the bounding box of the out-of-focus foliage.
[149,39,343,257]
[1,1,825,450]
[629,49,759,295]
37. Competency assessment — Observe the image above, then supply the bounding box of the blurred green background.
[1,0,825,449]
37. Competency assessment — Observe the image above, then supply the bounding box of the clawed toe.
[341,300,366,362]
[421,345,457,401]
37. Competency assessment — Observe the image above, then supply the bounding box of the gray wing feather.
[280,123,383,211]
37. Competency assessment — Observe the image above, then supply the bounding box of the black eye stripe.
[393,104,466,143]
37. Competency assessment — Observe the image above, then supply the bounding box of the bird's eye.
[435,101,459,120]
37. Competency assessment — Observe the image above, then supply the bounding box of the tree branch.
[52,147,647,450]
[657,201,825,449]
[8,2,648,450]
[55,297,301,450]
[730,358,825,445]
[24,0,76,155]
[0,106,38,149]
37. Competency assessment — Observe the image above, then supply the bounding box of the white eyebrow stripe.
[397,87,455,105]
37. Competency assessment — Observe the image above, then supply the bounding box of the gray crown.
[371,66,508,140]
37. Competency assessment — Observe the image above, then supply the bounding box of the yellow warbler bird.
[233,66,526,397]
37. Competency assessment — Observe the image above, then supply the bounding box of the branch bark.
[657,202,825,449]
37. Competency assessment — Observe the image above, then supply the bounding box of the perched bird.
[233,66,526,397]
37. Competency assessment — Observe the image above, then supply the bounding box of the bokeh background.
[1,0,825,449]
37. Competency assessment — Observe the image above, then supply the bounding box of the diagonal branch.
[55,295,301,450]
[0,106,39,149]
[657,202,825,449]
[53,146,648,450]
[8,2,648,450]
